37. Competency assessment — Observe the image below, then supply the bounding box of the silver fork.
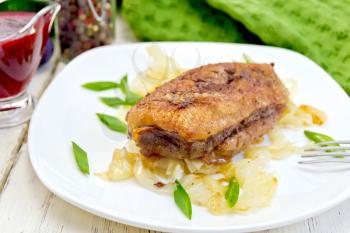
[299,140,350,164]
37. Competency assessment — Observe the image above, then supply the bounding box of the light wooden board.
[0,55,59,192]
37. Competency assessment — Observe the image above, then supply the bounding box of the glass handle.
[86,0,107,23]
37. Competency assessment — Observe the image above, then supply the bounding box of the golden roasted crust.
[127,62,289,141]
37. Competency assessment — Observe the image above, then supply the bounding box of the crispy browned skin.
[126,62,289,163]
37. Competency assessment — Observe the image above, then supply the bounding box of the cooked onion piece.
[283,78,298,98]
[278,102,313,127]
[129,45,184,96]
[96,148,137,181]
[244,127,300,160]
[181,174,228,214]
[269,127,289,145]
[126,139,141,154]
[235,157,277,208]
[187,157,277,215]
[245,144,299,160]
[299,104,326,125]
[206,157,277,215]
[184,159,204,173]
[278,102,326,128]
[181,174,213,207]
[278,79,326,127]
[96,148,277,214]
[235,172,277,210]
[133,158,175,193]
[142,156,186,181]
[218,163,236,180]
[234,157,268,181]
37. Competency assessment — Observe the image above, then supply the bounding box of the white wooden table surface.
[1,16,350,233]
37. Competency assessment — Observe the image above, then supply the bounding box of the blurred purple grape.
[40,38,54,66]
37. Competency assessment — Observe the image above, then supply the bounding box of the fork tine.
[301,152,350,157]
[299,159,350,164]
[316,140,350,146]
[304,146,350,151]
[300,140,350,164]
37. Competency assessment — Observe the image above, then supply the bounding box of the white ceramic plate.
[28,42,350,233]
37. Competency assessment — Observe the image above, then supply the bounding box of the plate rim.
[28,42,350,233]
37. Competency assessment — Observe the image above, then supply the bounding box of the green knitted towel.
[207,0,350,94]
[122,0,350,94]
[122,0,245,42]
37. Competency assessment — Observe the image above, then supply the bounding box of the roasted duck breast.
[126,62,289,163]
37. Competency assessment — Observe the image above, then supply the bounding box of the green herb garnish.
[119,74,129,94]
[72,142,90,175]
[242,53,253,63]
[125,92,142,104]
[304,130,334,143]
[225,177,240,208]
[82,75,142,106]
[119,74,142,104]
[82,81,118,91]
[100,96,140,107]
[100,97,128,107]
[174,180,192,220]
[96,113,127,133]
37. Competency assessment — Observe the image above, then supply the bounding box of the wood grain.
[0,56,59,192]
[0,144,162,233]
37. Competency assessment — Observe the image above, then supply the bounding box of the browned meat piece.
[126,62,289,163]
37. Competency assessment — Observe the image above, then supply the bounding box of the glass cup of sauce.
[0,0,60,127]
